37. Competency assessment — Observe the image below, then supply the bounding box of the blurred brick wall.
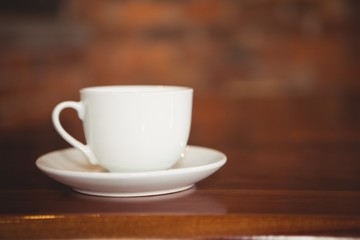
[0,0,359,151]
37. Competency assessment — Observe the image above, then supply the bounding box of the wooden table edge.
[1,213,360,239]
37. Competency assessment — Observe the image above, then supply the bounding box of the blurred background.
[0,0,359,179]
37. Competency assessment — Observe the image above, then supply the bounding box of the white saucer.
[36,146,226,197]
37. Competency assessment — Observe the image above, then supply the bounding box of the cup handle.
[52,101,98,165]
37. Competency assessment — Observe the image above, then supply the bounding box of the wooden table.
[1,109,360,239]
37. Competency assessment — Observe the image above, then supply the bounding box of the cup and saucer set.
[36,86,226,197]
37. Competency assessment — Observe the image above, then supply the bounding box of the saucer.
[36,146,227,197]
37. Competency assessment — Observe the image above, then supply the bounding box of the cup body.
[57,85,193,172]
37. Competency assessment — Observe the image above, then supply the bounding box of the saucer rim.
[36,145,227,178]
[35,145,227,197]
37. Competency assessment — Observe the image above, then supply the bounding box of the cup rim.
[80,85,193,94]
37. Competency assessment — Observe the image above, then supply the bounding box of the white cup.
[52,85,193,172]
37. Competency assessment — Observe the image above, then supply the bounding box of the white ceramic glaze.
[52,85,193,172]
[36,146,227,197]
